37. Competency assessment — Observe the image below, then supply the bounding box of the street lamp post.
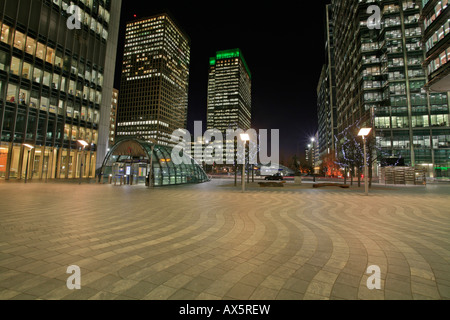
[23,144,34,184]
[310,138,316,182]
[240,133,250,193]
[358,128,372,196]
[148,138,157,188]
[77,140,88,185]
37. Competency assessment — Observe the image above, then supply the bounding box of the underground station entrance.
[100,139,209,187]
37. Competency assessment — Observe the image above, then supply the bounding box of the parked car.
[265,173,284,181]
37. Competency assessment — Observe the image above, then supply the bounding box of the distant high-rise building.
[306,132,320,173]
[331,0,449,178]
[207,49,252,133]
[421,0,450,92]
[116,13,191,146]
[109,88,118,147]
[317,4,337,158]
[0,0,121,181]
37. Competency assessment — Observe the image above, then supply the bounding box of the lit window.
[13,30,25,50]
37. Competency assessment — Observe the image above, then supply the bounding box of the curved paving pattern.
[0,180,449,300]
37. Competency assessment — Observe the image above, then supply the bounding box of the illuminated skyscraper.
[421,0,450,91]
[331,0,449,178]
[0,0,121,181]
[207,49,252,133]
[116,13,190,146]
[317,4,337,158]
[109,88,118,147]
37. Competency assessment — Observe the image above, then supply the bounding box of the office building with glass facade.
[207,49,252,133]
[421,0,450,92]
[317,4,337,158]
[206,49,252,169]
[109,88,118,147]
[331,0,450,178]
[0,0,121,181]
[116,13,190,147]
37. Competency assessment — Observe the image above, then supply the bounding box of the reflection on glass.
[0,50,8,70]
[19,88,29,105]
[46,47,55,64]
[55,50,63,68]
[71,126,78,141]
[7,83,17,102]
[58,100,64,115]
[60,149,68,178]
[52,73,60,89]
[33,67,42,83]
[0,145,9,178]
[25,36,36,55]
[10,56,20,75]
[30,90,39,109]
[22,62,32,79]
[69,80,75,95]
[36,42,45,60]
[66,105,73,118]
[43,71,51,87]
[61,77,67,91]
[1,24,12,44]
[40,96,49,111]
[9,146,21,178]
[79,127,85,140]
[13,30,25,50]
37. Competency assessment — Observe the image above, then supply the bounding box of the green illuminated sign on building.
[209,49,251,78]
[216,49,240,60]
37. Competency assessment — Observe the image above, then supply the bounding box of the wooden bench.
[313,183,350,189]
[258,181,286,188]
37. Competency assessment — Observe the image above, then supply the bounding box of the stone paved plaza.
[0,179,449,300]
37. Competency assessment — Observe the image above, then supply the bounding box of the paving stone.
[385,277,412,295]
[0,289,21,299]
[84,274,123,291]
[204,280,235,298]
[330,283,359,300]
[225,283,256,300]
[437,284,450,299]
[335,272,362,288]
[9,293,39,300]
[357,286,385,300]
[121,281,158,299]
[182,277,215,293]
[24,278,66,297]
[411,281,441,299]
[276,288,304,300]
[62,286,99,300]
[0,180,449,301]
[168,288,199,300]
[239,272,266,288]
[305,280,333,297]
[384,289,413,300]
[142,285,177,300]
[249,286,279,300]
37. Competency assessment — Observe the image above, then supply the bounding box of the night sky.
[114,0,331,161]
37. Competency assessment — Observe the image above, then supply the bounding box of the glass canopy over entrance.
[101,139,209,186]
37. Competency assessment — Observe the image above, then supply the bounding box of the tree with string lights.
[335,121,363,186]
[334,121,402,187]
